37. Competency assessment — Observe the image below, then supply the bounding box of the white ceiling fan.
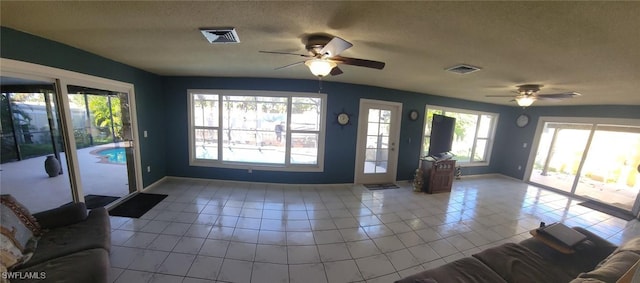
[260,33,385,77]
[487,84,581,107]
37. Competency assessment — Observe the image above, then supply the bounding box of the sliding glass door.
[2,59,142,212]
[528,118,640,214]
[530,123,592,193]
[574,125,640,211]
[67,85,137,202]
[1,76,74,212]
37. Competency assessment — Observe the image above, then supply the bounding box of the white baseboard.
[141,176,169,192]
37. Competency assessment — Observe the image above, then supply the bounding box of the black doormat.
[84,195,119,209]
[579,200,635,221]
[108,193,168,218]
[364,183,400,190]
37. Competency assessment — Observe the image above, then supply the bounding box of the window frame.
[421,105,499,167]
[188,89,326,172]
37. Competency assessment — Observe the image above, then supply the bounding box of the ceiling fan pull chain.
[318,77,323,93]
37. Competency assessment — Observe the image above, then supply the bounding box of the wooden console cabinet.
[421,159,456,194]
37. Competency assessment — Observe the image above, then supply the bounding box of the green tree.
[88,95,122,140]
[1,93,32,128]
[1,93,33,162]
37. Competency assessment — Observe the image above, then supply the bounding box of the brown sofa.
[396,227,640,283]
[8,202,111,283]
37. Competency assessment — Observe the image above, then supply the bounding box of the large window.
[188,90,326,171]
[422,105,498,165]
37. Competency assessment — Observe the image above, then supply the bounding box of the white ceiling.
[2,1,639,106]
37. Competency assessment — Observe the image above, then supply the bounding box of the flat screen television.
[428,114,456,157]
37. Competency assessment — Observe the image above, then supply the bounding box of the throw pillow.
[0,195,41,255]
[0,195,41,236]
[0,233,23,270]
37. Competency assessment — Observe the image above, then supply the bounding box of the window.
[188,90,326,171]
[422,105,498,165]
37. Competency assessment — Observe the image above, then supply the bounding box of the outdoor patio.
[0,143,130,213]
[530,170,640,211]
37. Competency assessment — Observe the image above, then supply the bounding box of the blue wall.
[4,27,639,185]
[1,27,166,187]
[163,77,509,183]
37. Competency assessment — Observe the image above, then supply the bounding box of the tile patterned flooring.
[108,176,640,283]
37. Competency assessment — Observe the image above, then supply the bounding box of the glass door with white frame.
[0,76,74,212]
[66,85,137,202]
[529,119,640,214]
[574,125,640,211]
[530,122,592,193]
[354,100,402,184]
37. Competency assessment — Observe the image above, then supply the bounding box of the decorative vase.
[44,155,60,177]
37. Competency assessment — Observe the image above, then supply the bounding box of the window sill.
[190,159,324,173]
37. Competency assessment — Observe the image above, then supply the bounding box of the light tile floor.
[108,175,640,283]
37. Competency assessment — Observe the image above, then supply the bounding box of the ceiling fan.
[260,34,385,77]
[486,84,581,107]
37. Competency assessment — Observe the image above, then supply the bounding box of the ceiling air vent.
[200,28,240,44]
[446,64,481,74]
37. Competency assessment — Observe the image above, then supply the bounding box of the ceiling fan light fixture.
[515,96,536,107]
[305,59,336,77]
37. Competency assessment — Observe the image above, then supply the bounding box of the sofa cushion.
[394,257,508,283]
[17,208,111,269]
[572,251,640,283]
[608,238,640,257]
[472,243,574,283]
[14,248,109,283]
[32,202,87,230]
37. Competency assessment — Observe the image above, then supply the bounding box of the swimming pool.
[97,147,127,164]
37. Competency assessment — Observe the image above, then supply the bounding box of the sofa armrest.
[519,226,618,278]
[33,202,88,229]
[572,227,618,251]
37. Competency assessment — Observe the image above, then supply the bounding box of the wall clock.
[409,110,419,121]
[337,112,350,126]
[516,113,530,128]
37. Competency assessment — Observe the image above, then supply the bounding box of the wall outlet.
[523,143,528,148]
[248,169,252,173]
[518,165,522,171]
[147,166,151,173]
[144,130,148,138]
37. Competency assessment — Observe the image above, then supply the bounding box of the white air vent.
[200,28,240,44]
[446,64,481,74]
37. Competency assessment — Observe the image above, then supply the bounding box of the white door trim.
[1,58,143,197]
[526,115,640,216]
[354,99,402,184]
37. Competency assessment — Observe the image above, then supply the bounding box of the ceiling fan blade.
[485,94,519,97]
[274,61,305,70]
[259,50,312,58]
[537,92,581,99]
[332,56,385,70]
[319,37,353,57]
[330,67,343,76]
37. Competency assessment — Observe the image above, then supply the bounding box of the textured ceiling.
[2,1,639,106]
